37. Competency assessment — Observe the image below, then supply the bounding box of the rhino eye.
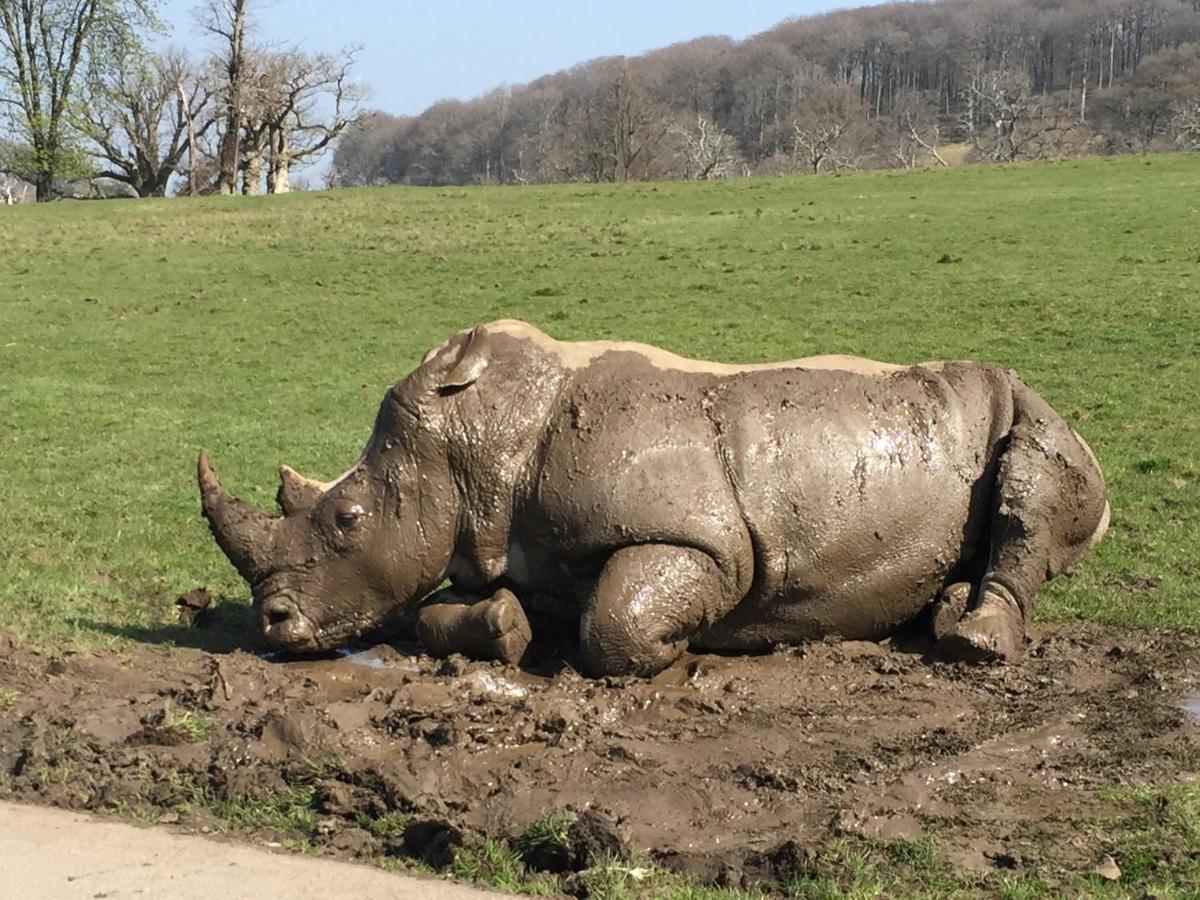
[335,503,366,531]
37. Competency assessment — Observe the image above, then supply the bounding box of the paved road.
[0,801,493,898]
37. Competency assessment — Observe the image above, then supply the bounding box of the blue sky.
[158,1,879,117]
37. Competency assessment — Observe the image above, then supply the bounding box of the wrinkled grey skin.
[199,320,1110,676]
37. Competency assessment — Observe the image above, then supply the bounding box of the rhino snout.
[259,594,318,651]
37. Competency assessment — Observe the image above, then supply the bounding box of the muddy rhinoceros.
[198,319,1109,676]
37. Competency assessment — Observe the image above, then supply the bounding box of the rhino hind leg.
[580,544,733,678]
[937,383,1108,664]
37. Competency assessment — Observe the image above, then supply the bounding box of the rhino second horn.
[276,465,329,516]
[197,451,278,584]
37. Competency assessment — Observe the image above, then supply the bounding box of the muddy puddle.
[0,622,1197,892]
[1183,695,1200,724]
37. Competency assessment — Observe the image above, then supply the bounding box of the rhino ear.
[434,326,490,393]
[276,465,327,516]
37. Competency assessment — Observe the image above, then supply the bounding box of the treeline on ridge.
[332,0,1200,187]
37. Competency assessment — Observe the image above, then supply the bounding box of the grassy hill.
[1,154,1197,645]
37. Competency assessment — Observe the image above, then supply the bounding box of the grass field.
[1,153,1198,645]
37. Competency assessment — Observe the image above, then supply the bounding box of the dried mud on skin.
[0,623,1197,892]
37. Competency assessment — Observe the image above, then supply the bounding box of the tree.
[890,91,948,168]
[258,46,362,193]
[792,84,872,174]
[670,113,740,179]
[198,0,248,195]
[80,47,212,197]
[0,0,158,200]
[328,110,409,186]
[967,68,1044,162]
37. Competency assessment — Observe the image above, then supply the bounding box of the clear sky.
[158,1,879,118]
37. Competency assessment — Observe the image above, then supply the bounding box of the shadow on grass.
[79,597,262,655]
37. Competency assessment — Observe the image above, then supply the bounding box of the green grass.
[204,784,320,834]
[0,153,1197,644]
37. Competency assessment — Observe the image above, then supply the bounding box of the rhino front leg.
[417,587,532,665]
[580,544,733,678]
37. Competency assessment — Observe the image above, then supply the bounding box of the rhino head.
[197,329,491,652]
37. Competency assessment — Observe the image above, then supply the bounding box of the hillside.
[332,0,1200,187]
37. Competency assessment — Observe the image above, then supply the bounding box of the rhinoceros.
[198,320,1109,676]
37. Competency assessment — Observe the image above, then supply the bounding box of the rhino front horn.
[197,451,278,584]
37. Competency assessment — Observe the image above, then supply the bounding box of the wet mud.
[0,621,1197,892]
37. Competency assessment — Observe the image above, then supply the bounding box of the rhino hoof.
[417,589,532,666]
[930,582,973,642]
[481,589,533,664]
[935,604,1023,664]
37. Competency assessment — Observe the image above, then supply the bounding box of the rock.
[51,177,138,201]
[874,657,903,675]
[316,817,339,836]
[839,640,884,658]
[330,827,378,857]
[1093,854,1121,881]
[313,781,357,816]
[567,809,627,869]
[402,819,464,868]
[176,588,213,626]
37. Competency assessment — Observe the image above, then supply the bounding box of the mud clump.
[0,624,1196,893]
[175,588,214,626]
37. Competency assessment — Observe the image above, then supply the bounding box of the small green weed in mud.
[157,707,215,743]
[103,799,162,827]
[513,811,574,868]
[450,838,559,895]
[355,810,411,838]
[205,785,319,835]
[0,687,18,711]
[995,877,1056,900]
[783,837,957,899]
[579,857,769,900]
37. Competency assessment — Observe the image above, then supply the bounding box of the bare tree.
[1175,97,1200,146]
[670,113,739,180]
[603,63,671,181]
[792,84,871,174]
[0,0,157,200]
[967,69,1044,162]
[891,92,947,168]
[328,110,409,186]
[262,46,362,193]
[198,0,249,195]
[80,48,213,197]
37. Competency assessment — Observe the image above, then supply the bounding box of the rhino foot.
[934,586,1025,664]
[417,588,532,665]
[930,581,974,642]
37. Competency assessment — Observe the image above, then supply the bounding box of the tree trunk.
[268,160,289,194]
[266,125,291,194]
[242,152,264,195]
[215,2,248,195]
[35,171,53,203]
[268,150,290,194]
